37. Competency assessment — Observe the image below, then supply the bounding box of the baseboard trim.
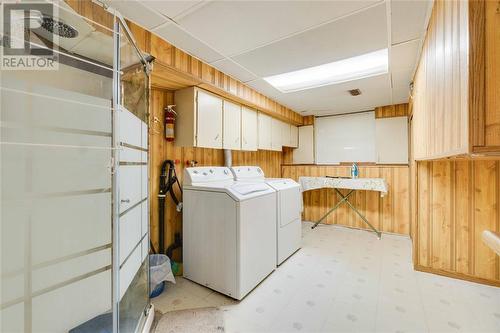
[303,221,410,238]
[414,265,500,287]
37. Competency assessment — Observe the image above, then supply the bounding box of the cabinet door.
[196,90,223,149]
[281,122,291,147]
[290,125,298,148]
[271,118,282,151]
[375,117,408,164]
[293,125,314,164]
[223,100,241,150]
[258,113,272,150]
[241,107,258,151]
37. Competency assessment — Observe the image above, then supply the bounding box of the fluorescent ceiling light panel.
[263,49,388,93]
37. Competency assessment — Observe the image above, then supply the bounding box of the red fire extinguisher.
[165,105,176,142]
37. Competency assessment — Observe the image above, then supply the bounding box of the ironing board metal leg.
[311,189,354,229]
[310,188,382,238]
[344,198,382,239]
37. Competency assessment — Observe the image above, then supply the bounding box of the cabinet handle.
[121,199,130,203]
[214,134,219,140]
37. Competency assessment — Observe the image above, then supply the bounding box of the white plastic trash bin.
[149,254,175,297]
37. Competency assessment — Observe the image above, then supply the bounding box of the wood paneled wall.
[410,0,500,287]
[485,0,500,147]
[413,160,500,286]
[412,0,470,160]
[412,0,499,159]
[150,89,285,257]
[282,165,410,235]
[375,103,408,118]
[302,116,315,126]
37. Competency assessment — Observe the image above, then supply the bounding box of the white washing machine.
[183,166,277,300]
[230,166,302,265]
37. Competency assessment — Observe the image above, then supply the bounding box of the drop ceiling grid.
[114,0,433,116]
[231,3,388,78]
[171,0,385,58]
[385,0,394,106]
[140,0,206,22]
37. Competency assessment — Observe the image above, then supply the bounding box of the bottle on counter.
[351,162,359,179]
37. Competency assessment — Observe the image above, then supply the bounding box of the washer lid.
[231,183,270,195]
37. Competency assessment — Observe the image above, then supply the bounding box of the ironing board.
[299,176,388,238]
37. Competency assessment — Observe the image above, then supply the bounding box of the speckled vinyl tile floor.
[153,222,500,333]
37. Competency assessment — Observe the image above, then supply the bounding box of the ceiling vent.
[348,89,362,96]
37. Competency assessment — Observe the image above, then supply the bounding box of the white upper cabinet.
[258,112,272,150]
[271,118,282,151]
[174,87,296,152]
[290,125,298,148]
[197,90,223,149]
[241,106,258,151]
[293,125,315,164]
[223,100,241,150]
[281,122,299,148]
[281,121,291,147]
[281,122,298,149]
[174,87,223,149]
[375,117,408,164]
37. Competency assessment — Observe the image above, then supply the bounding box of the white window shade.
[315,112,376,164]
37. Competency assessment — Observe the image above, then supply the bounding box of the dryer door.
[277,184,301,227]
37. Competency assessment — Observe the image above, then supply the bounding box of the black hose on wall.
[157,160,182,255]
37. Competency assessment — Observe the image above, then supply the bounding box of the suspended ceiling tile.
[176,0,382,57]
[273,74,392,114]
[391,0,432,44]
[391,68,414,89]
[390,39,421,71]
[232,3,388,77]
[210,59,258,83]
[141,1,203,20]
[101,0,167,30]
[152,23,224,63]
[392,86,410,104]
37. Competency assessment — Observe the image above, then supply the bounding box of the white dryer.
[230,166,302,265]
[183,166,277,300]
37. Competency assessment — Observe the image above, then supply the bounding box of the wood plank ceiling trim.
[374,103,409,118]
